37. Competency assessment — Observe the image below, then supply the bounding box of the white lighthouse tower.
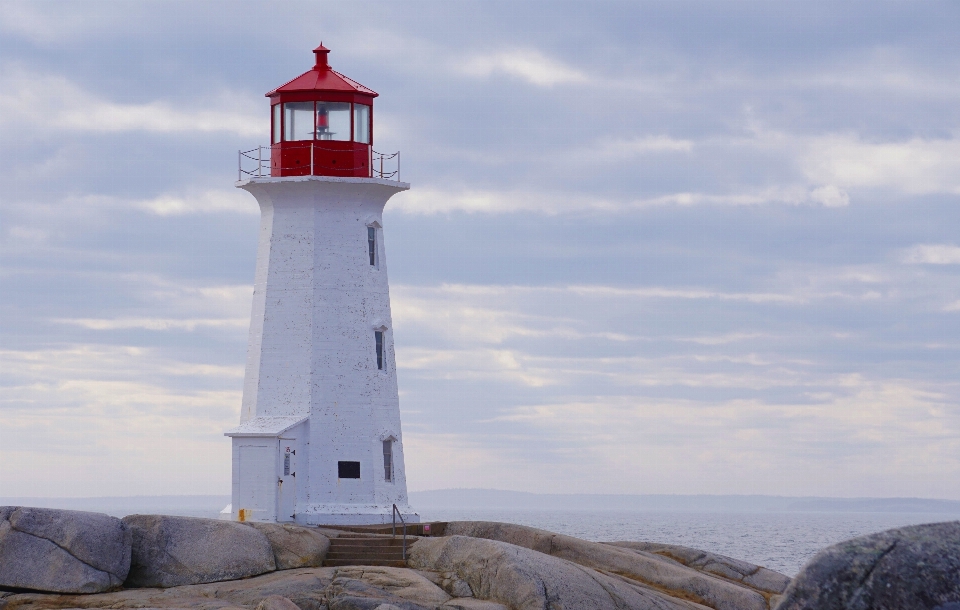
[225,44,416,525]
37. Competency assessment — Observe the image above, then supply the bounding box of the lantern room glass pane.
[272,104,281,144]
[316,102,350,141]
[354,104,370,144]
[283,102,314,141]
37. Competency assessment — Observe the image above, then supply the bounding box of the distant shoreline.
[409,489,960,513]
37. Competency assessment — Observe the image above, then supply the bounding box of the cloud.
[457,49,588,86]
[398,347,557,387]
[40,277,254,325]
[0,345,242,384]
[392,291,634,345]
[901,244,960,265]
[393,131,960,216]
[0,3,109,44]
[809,185,850,207]
[388,185,848,215]
[0,346,238,496]
[475,376,960,496]
[594,136,695,156]
[0,69,264,136]
[403,432,528,492]
[401,364,960,497]
[679,333,776,346]
[398,346,813,391]
[135,190,258,216]
[6,226,49,244]
[9,190,259,218]
[390,278,948,403]
[392,281,892,345]
[802,135,960,195]
[565,285,800,304]
[397,282,801,310]
[53,317,248,331]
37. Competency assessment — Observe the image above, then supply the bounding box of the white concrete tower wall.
[233,175,414,525]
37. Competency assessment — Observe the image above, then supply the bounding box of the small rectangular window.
[354,104,370,144]
[375,330,384,370]
[383,440,393,481]
[272,104,281,144]
[338,461,361,479]
[368,226,377,266]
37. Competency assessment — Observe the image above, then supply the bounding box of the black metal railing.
[238,145,401,181]
[392,503,407,560]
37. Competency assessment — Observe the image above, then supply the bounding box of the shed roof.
[224,415,308,438]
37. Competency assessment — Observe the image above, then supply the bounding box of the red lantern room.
[267,44,377,178]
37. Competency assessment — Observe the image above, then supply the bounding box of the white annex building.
[225,44,417,525]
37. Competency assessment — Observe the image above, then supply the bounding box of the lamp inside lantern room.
[316,105,329,136]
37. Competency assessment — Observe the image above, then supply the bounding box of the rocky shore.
[0,507,957,610]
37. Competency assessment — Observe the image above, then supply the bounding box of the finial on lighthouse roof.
[313,43,330,70]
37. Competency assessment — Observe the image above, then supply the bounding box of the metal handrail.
[392,503,407,560]
[372,149,399,180]
[237,144,401,181]
[238,145,269,179]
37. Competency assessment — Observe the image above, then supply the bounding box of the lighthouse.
[225,44,416,525]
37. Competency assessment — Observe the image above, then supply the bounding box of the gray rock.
[327,566,450,610]
[0,506,131,593]
[245,522,331,569]
[610,541,792,595]
[0,567,334,609]
[1,567,447,610]
[441,573,473,598]
[410,534,709,610]
[0,518,788,610]
[123,514,276,587]
[443,521,773,610]
[256,594,303,610]
[417,570,473,599]
[775,520,960,610]
[442,600,510,610]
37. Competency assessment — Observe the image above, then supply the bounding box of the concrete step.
[322,522,444,537]
[326,550,406,559]
[331,536,407,545]
[329,543,405,551]
[323,558,408,567]
[325,555,405,563]
[323,535,410,567]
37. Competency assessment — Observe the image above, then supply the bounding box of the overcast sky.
[2,1,959,500]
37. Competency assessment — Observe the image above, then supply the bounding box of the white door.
[277,438,297,522]
[237,442,276,522]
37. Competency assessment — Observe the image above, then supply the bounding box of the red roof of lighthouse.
[266,44,378,98]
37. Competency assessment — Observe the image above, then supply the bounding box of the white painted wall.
[232,176,416,525]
